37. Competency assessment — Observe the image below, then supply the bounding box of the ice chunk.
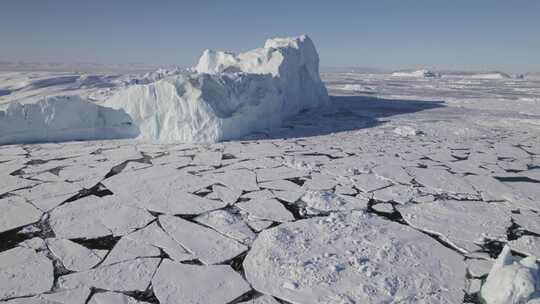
[243,212,466,303]
[124,222,193,262]
[46,238,103,271]
[406,167,478,197]
[398,200,511,252]
[101,237,161,265]
[0,247,54,300]
[58,258,160,292]
[159,215,247,264]
[480,245,539,304]
[152,260,250,304]
[301,190,368,215]
[105,35,329,143]
[0,196,42,233]
[195,210,256,244]
[49,195,154,239]
[88,292,144,304]
[509,236,540,261]
[237,198,294,222]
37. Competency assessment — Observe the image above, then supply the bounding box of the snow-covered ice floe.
[0,35,329,145]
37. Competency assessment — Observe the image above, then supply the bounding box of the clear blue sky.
[1,0,539,72]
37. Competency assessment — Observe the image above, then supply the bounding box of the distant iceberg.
[469,72,511,80]
[391,69,440,78]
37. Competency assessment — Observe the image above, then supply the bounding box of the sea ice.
[152,261,251,304]
[0,196,42,233]
[244,212,466,303]
[0,247,54,300]
[159,215,247,264]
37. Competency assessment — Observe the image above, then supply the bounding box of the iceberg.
[0,35,329,145]
[104,35,330,143]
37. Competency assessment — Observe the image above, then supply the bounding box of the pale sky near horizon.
[1,0,539,72]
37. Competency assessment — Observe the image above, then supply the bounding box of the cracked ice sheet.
[0,247,54,300]
[372,184,416,204]
[406,167,478,198]
[205,169,259,192]
[0,196,42,233]
[101,237,161,265]
[397,200,511,252]
[103,222,194,265]
[49,195,154,239]
[195,210,256,244]
[512,209,540,234]
[0,174,37,194]
[13,181,81,211]
[159,215,247,264]
[152,260,251,304]
[300,190,368,215]
[103,168,219,214]
[508,236,540,261]
[59,258,160,292]
[244,212,466,304]
[46,238,103,271]
[88,291,150,304]
[237,295,281,304]
[350,173,392,193]
[255,166,309,183]
[237,198,295,222]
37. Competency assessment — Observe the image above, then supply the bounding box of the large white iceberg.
[480,245,540,304]
[0,35,329,145]
[104,35,330,142]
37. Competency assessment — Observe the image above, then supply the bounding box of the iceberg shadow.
[241,95,446,140]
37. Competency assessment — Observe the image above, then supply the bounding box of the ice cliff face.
[0,96,138,145]
[104,35,330,143]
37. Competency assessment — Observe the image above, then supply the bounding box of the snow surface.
[1,67,540,303]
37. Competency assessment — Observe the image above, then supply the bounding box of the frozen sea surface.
[0,70,539,303]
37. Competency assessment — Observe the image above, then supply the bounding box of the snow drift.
[104,35,330,142]
[0,96,138,145]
